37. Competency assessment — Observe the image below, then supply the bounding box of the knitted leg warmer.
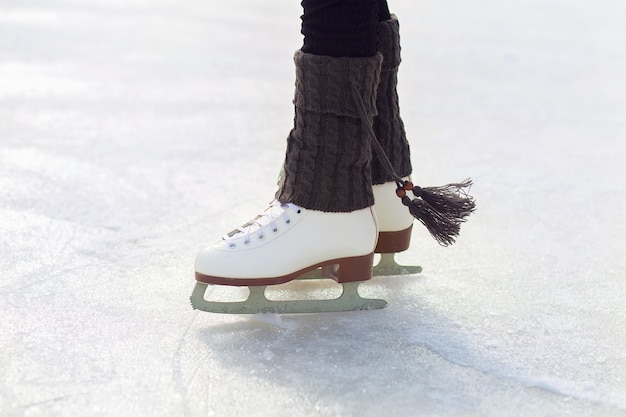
[371,15,413,185]
[276,50,383,212]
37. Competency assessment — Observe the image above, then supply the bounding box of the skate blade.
[372,253,422,276]
[190,282,387,314]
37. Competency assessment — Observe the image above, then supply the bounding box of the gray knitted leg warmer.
[276,50,383,212]
[371,15,413,184]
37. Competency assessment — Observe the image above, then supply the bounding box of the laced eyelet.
[244,239,251,245]
[285,219,291,224]
[272,228,278,233]
[228,242,237,249]
[258,234,265,240]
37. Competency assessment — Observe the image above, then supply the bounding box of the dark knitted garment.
[371,15,413,184]
[276,50,383,212]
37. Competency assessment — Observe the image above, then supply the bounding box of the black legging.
[301,0,391,57]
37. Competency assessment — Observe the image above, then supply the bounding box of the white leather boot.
[191,201,387,314]
[194,201,378,287]
[371,181,423,275]
[372,181,413,254]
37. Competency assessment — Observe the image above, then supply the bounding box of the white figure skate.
[190,201,387,314]
[371,181,422,276]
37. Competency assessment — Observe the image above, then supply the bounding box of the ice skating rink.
[1,1,625,416]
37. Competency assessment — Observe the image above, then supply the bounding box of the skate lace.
[223,200,301,248]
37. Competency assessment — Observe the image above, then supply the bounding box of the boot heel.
[375,225,412,253]
[335,253,374,283]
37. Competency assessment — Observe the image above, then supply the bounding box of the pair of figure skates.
[191,17,474,314]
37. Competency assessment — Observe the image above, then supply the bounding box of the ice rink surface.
[1,0,625,416]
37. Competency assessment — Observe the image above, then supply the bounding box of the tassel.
[397,179,475,246]
[350,83,476,246]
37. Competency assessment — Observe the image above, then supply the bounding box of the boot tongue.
[240,217,261,230]
[224,202,293,239]
[226,215,263,238]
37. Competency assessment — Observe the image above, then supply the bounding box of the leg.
[371,6,422,275]
[371,5,475,266]
[192,1,387,314]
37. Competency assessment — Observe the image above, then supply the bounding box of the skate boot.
[191,51,387,314]
[372,181,422,275]
[371,15,420,275]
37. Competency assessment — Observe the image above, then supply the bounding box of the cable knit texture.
[276,50,383,212]
[371,15,413,184]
